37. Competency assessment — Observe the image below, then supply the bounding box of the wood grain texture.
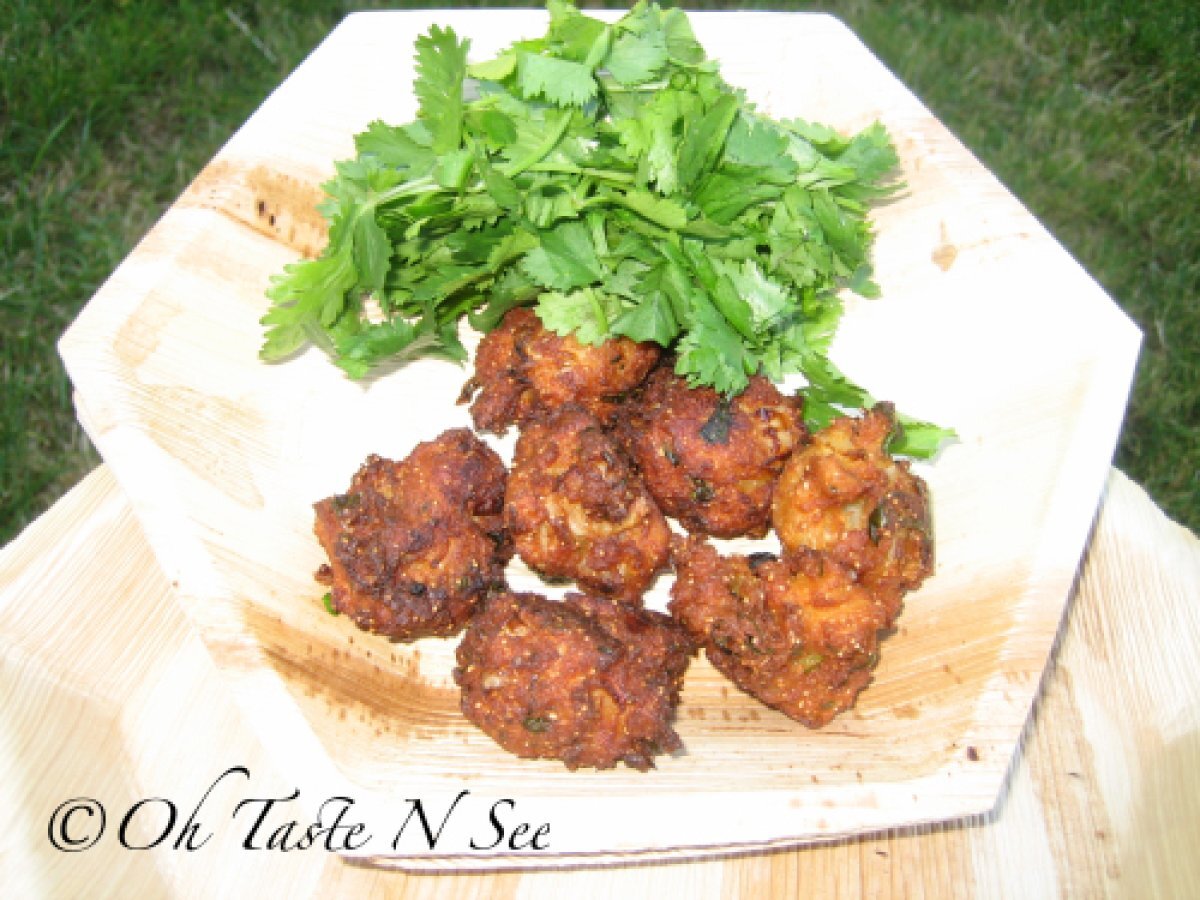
[55,11,1142,862]
[3,466,1197,896]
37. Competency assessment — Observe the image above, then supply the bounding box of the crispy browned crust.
[454,591,693,770]
[669,536,900,729]
[464,307,661,435]
[505,404,672,601]
[312,429,512,641]
[771,403,933,595]
[392,424,510,519]
[620,364,807,539]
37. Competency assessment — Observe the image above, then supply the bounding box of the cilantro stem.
[336,175,443,246]
[499,110,573,179]
[580,193,679,230]
[585,287,609,334]
[369,176,439,209]
[526,163,635,184]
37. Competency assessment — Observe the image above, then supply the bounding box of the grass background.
[2,0,1197,543]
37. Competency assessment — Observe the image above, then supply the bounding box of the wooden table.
[3,464,1197,896]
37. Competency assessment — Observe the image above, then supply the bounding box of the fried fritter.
[619,364,807,538]
[463,307,661,434]
[771,403,933,595]
[506,404,672,601]
[454,591,693,770]
[387,424,509,520]
[670,536,898,728]
[313,429,511,641]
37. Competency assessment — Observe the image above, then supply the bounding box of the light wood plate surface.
[57,10,1140,867]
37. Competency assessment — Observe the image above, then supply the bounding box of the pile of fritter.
[312,308,934,769]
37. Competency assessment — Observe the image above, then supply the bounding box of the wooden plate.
[58,10,1140,868]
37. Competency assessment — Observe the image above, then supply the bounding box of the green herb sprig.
[260,0,954,456]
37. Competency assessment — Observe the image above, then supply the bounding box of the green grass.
[2,0,1197,544]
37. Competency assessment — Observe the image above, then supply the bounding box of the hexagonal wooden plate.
[59,10,1139,868]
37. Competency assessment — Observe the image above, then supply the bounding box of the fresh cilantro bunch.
[260,0,953,456]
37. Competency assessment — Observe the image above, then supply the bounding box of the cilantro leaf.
[520,219,604,290]
[414,26,469,154]
[832,121,901,187]
[604,24,668,85]
[602,188,689,230]
[334,314,464,380]
[676,93,739,190]
[715,257,792,333]
[890,414,958,459]
[535,288,624,345]
[351,213,391,294]
[546,0,609,63]
[611,290,678,345]
[516,52,597,106]
[354,120,436,175]
[675,293,755,395]
[260,241,357,360]
[660,6,706,66]
[467,52,517,83]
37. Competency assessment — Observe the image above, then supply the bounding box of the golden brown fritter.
[670,536,899,728]
[454,591,693,770]
[771,403,933,595]
[313,429,511,641]
[463,307,661,434]
[386,424,509,520]
[619,364,807,538]
[506,404,672,601]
